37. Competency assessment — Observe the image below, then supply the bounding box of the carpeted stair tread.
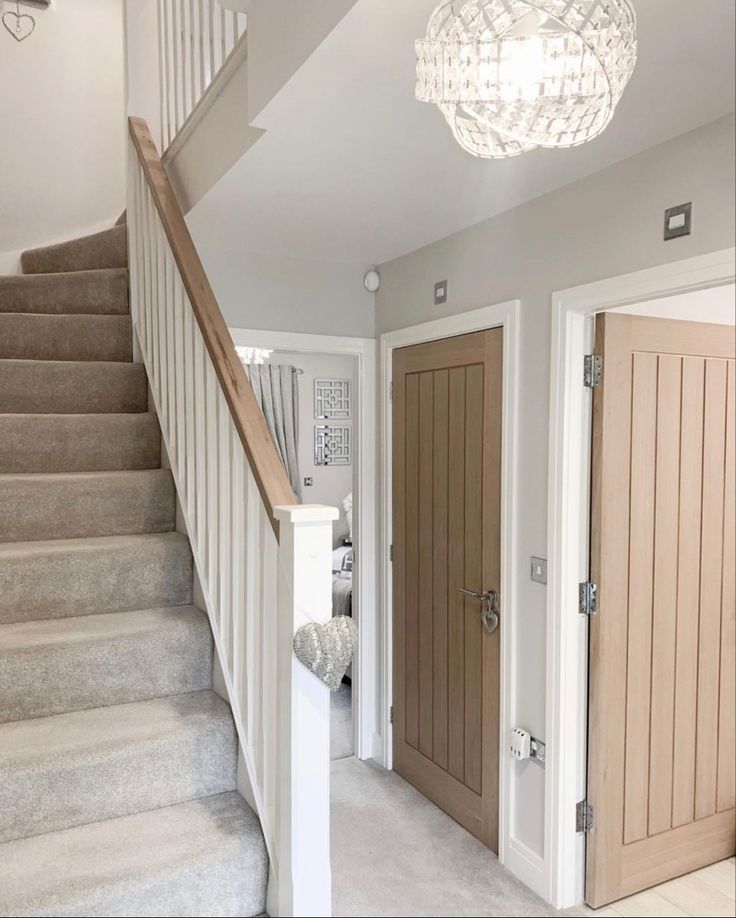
[0,791,267,917]
[0,268,128,315]
[0,359,148,414]
[0,532,192,625]
[21,226,128,275]
[0,222,268,915]
[0,469,175,542]
[0,313,132,362]
[0,606,213,723]
[0,691,237,844]
[0,413,161,473]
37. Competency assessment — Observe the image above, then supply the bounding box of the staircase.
[0,227,268,916]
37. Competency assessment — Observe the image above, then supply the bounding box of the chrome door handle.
[459,587,489,601]
[459,587,500,634]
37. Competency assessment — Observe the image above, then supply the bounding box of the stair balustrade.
[127,116,335,918]
[158,0,247,149]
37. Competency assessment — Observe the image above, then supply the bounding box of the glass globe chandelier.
[416,0,637,158]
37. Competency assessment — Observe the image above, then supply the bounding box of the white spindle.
[174,284,186,483]
[170,0,181,136]
[231,432,245,681]
[197,0,206,97]
[164,251,176,451]
[184,309,196,521]
[218,392,232,655]
[195,331,207,548]
[156,226,168,433]
[206,362,220,611]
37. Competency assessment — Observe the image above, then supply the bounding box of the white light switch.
[530,556,547,584]
[664,202,692,240]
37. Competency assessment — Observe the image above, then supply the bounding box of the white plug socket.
[510,727,531,760]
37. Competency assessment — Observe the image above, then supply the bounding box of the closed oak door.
[392,328,502,851]
[587,314,736,907]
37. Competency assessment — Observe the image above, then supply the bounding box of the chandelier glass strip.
[416,0,637,158]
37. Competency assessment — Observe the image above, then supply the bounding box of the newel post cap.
[274,505,339,524]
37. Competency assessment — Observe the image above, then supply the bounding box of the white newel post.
[274,505,339,918]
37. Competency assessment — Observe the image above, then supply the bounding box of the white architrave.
[546,247,736,909]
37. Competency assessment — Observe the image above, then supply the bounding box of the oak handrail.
[128,116,298,537]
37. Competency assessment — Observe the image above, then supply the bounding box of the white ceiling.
[188,0,736,266]
[616,284,736,324]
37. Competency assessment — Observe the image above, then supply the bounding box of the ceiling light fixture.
[416,0,637,159]
[236,346,274,366]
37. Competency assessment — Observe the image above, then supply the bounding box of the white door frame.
[229,327,377,761]
[379,299,521,876]
[545,247,736,910]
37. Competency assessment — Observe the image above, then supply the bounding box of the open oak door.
[392,329,502,852]
[587,313,736,907]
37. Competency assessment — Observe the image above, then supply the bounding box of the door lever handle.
[459,587,500,634]
[459,587,490,601]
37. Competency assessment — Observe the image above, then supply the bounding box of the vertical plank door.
[587,313,736,907]
[392,328,502,851]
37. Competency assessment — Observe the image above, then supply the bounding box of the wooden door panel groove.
[649,355,682,838]
[448,366,467,784]
[433,369,450,773]
[418,371,435,760]
[716,361,735,813]
[695,358,728,821]
[464,363,484,797]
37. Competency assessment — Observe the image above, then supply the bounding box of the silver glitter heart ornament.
[293,615,358,691]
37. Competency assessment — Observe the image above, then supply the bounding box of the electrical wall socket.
[510,727,532,760]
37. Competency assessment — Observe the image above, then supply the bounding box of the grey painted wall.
[270,349,357,546]
[194,246,376,338]
[375,114,736,857]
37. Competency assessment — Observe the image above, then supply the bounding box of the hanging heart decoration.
[3,7,35,42]
[293,615,358,691]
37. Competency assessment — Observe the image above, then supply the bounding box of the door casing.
[379,300,523,884]
[546,248,736,909]
[228,326,377,762]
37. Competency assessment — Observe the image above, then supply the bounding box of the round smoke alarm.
[364,269,381,293]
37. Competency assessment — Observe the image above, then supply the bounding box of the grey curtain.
[246,364,302,500]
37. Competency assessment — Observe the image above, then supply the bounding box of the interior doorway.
[545,255,736,910]
[228,326,377,763]
[380,299,521,878]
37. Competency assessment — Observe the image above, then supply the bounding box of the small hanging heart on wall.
[3,10,35,42]
[294,615,358,691]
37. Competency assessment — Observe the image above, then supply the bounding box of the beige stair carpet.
[0,225,267,917]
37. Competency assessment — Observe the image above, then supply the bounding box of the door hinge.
[576,800,594,834]
[584,354,603,388]
[390,381,394,400]
[389,705,394,724]
[389,544,394,562]
[579,581,598,616]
